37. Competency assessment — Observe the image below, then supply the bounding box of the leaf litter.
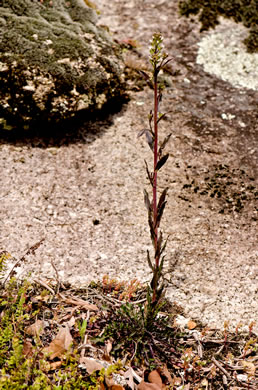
[0,273,257,389]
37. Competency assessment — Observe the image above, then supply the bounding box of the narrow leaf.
[157,188,168,212]
[145,130,154,152]
[160,235,169,256]
[155,153,169,171]
[137,129,154,151]
[155,283,165,302]
[161,57,173,69]
[143,189,151,212]
[137,69,151,81]
[157,113,167,124]
[150,268,158,290]
[147,250,154,271]
[159,254,166,273]
[144,160,153,186]
[155,201,166,228]
[157,93,163,112]
[137,128,146,138]
[159,133,172,154]
[155,231,163,259]
[137,70,154,89]
[148,213,156,247]
[146,286,152,305]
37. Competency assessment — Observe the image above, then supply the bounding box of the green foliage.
[0,255,114,389]
[85,362,122,390]
[95,301,169,362]
[178,0,258,52]
[0,251,10,276]
[77,318,88,341]
[99,302,146,346]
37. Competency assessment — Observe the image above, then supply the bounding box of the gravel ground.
[0,0,257,334]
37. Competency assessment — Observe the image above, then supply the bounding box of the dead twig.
[33,278,55,295]
[203,338,241,344]
[214,344,225,356]
[211,357,231,379]
[50,258,65,294]
[58,295,98,311]
[2,239,44,286]
[80,311,90,358]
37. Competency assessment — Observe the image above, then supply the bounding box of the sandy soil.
[0,0,257,333]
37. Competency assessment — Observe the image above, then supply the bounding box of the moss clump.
[178,0,258,53]
[0,0,125,131]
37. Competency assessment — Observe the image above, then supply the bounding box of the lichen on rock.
[178,0,258,53]
[0,0,126,131]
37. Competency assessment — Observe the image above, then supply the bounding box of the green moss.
[0,15,94,69]
[0,0,125,130]
[0,0,117,77]
[0,256,120,389]
[178,0,258,52]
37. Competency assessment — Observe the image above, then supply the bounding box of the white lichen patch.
[197,18,258,90]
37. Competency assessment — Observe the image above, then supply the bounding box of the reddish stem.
[153,71,158,259]
[152,68,159,302]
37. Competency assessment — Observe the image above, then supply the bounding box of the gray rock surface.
[0,0,125,130]
[0,0,257,335]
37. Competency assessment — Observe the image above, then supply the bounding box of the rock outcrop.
[0,0,125,131]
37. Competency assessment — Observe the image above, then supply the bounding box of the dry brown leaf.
[23,340,34,358]
[148,370,162,388]
[25,320,45,336]
[102,354,112,362]
[241,360,256,376]
[188,320,197,330]
[124,367,138,390]
[120,38,139,48]
[172,377,181,386]
[111,386,125,390]
[99,383,105,390]
[59,308,78,322]
[103,339,113,361]
[50,361,62,370]
[106,340,113,355]
[105,376,115,388]
[67,316,76,327]
[79,357,104,374]
[44,325,73,360]
[201,378,208,387]
[33,294,50,303]
[157,365,173,385]
[62,297,98,311]
[138,380,161,390]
